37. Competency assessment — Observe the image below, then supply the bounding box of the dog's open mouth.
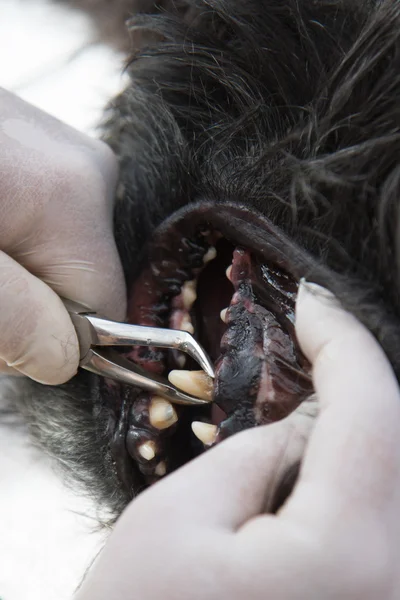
[107,203,314,491]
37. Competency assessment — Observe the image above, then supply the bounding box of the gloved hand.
[77,281,400,600]
[0,88,126,384]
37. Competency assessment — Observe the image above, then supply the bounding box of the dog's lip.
[144,200,313,276]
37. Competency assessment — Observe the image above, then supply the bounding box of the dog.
[7,0,400,522]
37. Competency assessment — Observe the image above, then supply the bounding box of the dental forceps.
[64,299,215,407]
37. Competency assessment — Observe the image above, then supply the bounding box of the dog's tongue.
[212,248,312,441]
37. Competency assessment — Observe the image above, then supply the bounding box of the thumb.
[127,399,316,532]
[0,251,79,384]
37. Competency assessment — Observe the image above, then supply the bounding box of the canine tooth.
[226,265,233,281]
[191,422,218,446]
[155,462,167,477]
[180,313,195,334]
[138,441,156,461]
[203,246,217,264]
[220,308,229,323]
[182,280,197,310]
[168,370,213,401]
[149,396,178,430]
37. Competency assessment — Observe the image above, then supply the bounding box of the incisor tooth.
[155,462,167,477]
[203,247,217,264]
[226,265,233,281]
[220,307,229,323]
[138,441,156,461]
[180,313,195,334]
[149,396,178,430]
[181,280,197,310]
[168,370,214,401]
[191,422,218,446]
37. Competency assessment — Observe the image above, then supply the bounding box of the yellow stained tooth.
[226,265,233,280]
[220,308,229,323]
[138,441,156,461]
[168,370,214,401]
[203,247,217,264]
[149,396,178,430]
[181,280,197,310]
[180,313,195,334]
[155,462,167,477]
[191,421,217,446]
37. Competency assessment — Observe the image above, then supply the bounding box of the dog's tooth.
[191,422,218,446]
[182,280,197,310]
[168,369,213,401]
[226,265,233,281]
[203,246,217,264]
[180,313,195,334]
[138,441,156,461]
[149,396,178,430]
[176,353,186,368]
[155,462,167,477]
[220,307,229,323]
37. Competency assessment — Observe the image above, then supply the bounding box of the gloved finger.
[279,281,400,529]
[19,140,127,322]
[0,89,126,322]
[74,400,315,600]
[129,279,400,535]
[0,360,21,376]
[223,283,400,600]
[26,217,127,322]
[124,398,316,532]
[0,250,79,384]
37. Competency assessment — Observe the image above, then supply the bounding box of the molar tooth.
[182,280,197,310]
[149,396,178,430]
[226,265,233,281]
[180,313,195,334]
[191,422,218,446]
[155,462,167,477]
[168,370,214,401]
[220,307,229,323]
[203,246,217,264]
[138,441,156,461]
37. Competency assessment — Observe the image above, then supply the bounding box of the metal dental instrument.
[63,299,215,407]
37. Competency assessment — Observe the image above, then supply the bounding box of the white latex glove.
[0,88,126,384]
[77,281,400,600]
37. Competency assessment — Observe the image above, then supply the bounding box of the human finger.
[284,281,400,519]
[0,250,79,384]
